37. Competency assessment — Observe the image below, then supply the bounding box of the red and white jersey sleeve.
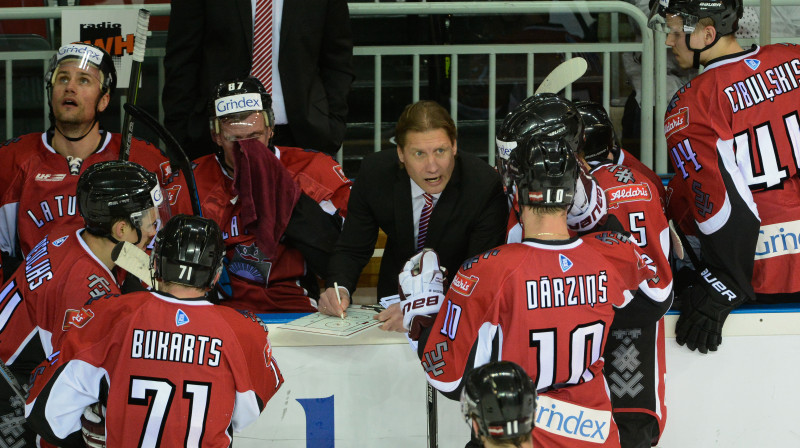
[25,291,282,447]
[0,133,189,260]
[591,162,673,303]
[0,230,120,367]
[278,146,352,217]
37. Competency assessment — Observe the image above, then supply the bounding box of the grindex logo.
[535,395,611,443]
[451,272,478,296]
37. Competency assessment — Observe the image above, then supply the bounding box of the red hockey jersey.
[591,161,672,437]
[591,162,672,298]
[25,291,282,447]
[422,233,655,447]
[0,229,120,367]
[664,44,800,295]
[0,132,190,262]
[193,147,350,312]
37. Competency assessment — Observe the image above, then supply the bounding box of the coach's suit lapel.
[238,0,253,54]
[394,169,415,257]
[426,156,461,249]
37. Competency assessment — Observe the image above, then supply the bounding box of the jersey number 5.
[129,376,211,448]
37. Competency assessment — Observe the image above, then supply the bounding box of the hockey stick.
[122,103,203,217]
[668,219,701,269]
[0,357,26,402]
[119,9,151,161]
[534,56,588,95]
[427,382,438,448]
[111,241,155,289]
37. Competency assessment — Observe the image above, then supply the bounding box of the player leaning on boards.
[25,215,283,447]
[649,0,800,353]
[0,43,187,285]
[0,160,167,447]
[461,361,537,448]
[399,127,665,447]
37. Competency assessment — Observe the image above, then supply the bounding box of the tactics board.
[278,306,383,337]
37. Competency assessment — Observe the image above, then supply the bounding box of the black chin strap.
[685,32,725,69]
[55,118,98,142]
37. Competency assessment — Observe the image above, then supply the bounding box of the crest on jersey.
[333,164,348,183]
[51,235,69,247]
[176,309,190,326]
[559,254,573,272]
[744,59,760,70]
[63,308,94,330]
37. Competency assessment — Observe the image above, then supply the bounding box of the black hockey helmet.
[461,361,537,441]
[151,215,225,290]
[77,161,169,243]
[46,42,117,98]
[208,76,275,136]
[496,94,584,190]
[648,0,742,36]
[508,132,579,207]
[575,101,619,163]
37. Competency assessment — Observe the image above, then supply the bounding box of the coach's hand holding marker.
[334,282,345,319]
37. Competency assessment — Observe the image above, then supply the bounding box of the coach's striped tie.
[251,0,273,93]
[417,193,433,252]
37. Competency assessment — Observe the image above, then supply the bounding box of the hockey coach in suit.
[163,0,355,158]
[318,100,509,330]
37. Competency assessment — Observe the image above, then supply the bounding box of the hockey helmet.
[77,161,170,243]
[508,132,579,207]
[497,94,583,192]
[460,361,537,441]
[575,101,619,163]
[648,0,743,37]
[208,76,275,138]
[47,42,117,97]
[151,215,225,290]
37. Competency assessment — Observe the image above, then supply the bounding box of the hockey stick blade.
[111,241,155,288]
[534,57,588,95]
[120,8,151,161]
[122,103,203,217]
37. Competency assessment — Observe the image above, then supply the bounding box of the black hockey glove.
[675,267,746,354]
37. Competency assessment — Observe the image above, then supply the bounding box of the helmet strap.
[54,118,98,142]
[685,32,723,69]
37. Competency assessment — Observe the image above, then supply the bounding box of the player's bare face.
[664,15,702,69]
[397,129,457,195]
[217,112,273,170]
[51,63,108,126]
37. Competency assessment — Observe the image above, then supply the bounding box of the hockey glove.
[675,267,746,353]
[398,249,447,341]
[567,163,607,232]
[80,403,106,448]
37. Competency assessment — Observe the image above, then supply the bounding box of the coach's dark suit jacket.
[327,149,509,300]
[162,0,354,156]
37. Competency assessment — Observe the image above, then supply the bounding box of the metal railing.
[0,1,795,173]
